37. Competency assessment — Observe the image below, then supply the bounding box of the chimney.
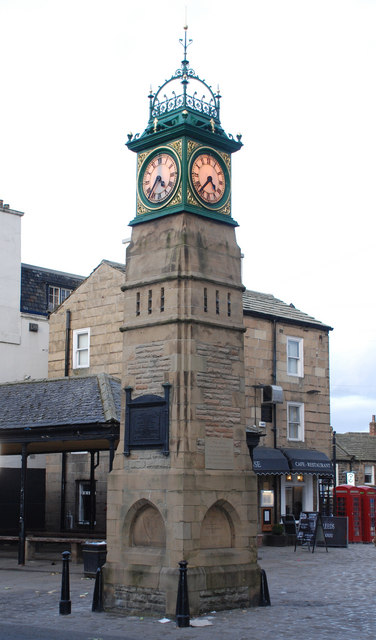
[370,415,376,436]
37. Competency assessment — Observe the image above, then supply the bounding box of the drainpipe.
[18,444,28,565]
[272,320,277,449]
[60,452,67,531]
[64,310,71,377]
[89,452,100,530]
[272,320,278,522]
[332,431,337,516]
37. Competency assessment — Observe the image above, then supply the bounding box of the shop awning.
[281,448,334,476]
[253,446,290,475]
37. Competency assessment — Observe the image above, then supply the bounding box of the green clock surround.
[137,146,181,210]
[127,29,242,226]
[188,146,230,211]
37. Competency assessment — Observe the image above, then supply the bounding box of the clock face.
[141,152,178,204]
[191,152,226,205]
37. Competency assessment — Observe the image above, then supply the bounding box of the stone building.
[243,290,333,528]
[336,416,376,486]
[44,265,333,536]
[45,259,125,533]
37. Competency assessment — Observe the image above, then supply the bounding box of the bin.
[82,541,107,577]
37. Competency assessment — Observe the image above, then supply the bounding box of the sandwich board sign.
[294,512,328,553]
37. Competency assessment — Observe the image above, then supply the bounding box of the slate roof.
[0,374,120,431]
[335,433,376,462]
[242,290,332,331]
[100,259,126,273]
[21,264,85,316]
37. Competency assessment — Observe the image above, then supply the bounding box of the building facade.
[336,416,376,487]
[243,290,333,529]
[0,199,84,384]
[45,269,333,536]
[0,199,85,533]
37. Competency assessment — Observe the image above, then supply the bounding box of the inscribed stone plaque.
[205,437,234,470]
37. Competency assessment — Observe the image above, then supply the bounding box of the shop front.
[253,446,334,532]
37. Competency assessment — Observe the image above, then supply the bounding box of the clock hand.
[199,175,216,193]
[149,174,162,197]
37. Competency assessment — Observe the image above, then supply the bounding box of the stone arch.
[125,499,166,548]
[200,500,236,549]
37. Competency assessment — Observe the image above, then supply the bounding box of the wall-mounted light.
[286,474,292,481]
[297,474,304,482]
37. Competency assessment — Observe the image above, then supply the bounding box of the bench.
[0,535,19,545]
[25,536,86,563]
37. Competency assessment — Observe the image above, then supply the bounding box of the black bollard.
[175,560,190,627]
[92,567,104,612]
[259,568,271,606]
[59,551,72,615]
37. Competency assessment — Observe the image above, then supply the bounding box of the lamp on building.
[286,474,292,481]
[297,474,304,482]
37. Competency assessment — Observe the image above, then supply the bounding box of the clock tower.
[104,27,260,616]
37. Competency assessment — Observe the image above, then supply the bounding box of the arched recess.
[200,500,236,549]
[126,499,166,548]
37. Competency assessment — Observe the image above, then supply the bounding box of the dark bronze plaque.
[124,384,170,457]
[133,410,161,443]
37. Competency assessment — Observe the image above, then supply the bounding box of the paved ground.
[0,543,375,639]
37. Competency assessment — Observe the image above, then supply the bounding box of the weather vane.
[179,9,192,64]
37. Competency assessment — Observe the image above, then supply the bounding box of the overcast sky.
[1,0,375,433]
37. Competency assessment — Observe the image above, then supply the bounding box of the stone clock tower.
[104,28,260,616]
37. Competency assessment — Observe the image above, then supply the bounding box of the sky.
[1,0,375,433]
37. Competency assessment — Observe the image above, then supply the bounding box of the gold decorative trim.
[218,201,231,216]
[169,139,183,158]
[187,139,201,158]
[169,183,182,207]
[137,151,149,172]
[187,185,202,208]
[136,196,151,216]
[217,149,231,173]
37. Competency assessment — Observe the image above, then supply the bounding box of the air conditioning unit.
[262,385,284,404]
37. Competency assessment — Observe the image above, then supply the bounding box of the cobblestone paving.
[0,544,375,639]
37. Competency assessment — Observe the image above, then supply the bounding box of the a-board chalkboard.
[295,512,328,553]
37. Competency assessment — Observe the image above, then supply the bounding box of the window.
[204,288,208,313]
[227,293,231,317]
[216,290,219,315]
[148,289,152,314]
[364,465,374,484]
[136,292,140,316]
[160,287,165,312]
[76,480,94,525]
[48,286,72,311]
[73,328,90,369]
[287,337,304,377]
[287,402,304,441]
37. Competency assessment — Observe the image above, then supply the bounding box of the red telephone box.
[335,485,362,543]
[358,485,376,543]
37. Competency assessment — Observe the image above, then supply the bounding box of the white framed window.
[364,465,374,484]
[48,286,72,311]
[287,402,304,441]
[287,337,304,377]
[76,480,94,525]
[73,328,90,369]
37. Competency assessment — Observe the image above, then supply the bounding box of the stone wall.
[48,261,124,379]
[244,314,331,455]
